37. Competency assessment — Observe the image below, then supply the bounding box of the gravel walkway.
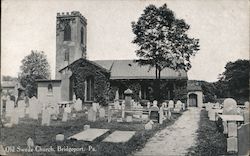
[134,107,201,156]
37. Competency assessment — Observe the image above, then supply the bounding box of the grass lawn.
[1,109,181,156]
[187,109,227,156]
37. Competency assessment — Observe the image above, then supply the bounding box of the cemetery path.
[134,107,201,156]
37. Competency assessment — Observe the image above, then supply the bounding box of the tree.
[217,59,249,101]
[132,4,199,100]
[19,50,51,97]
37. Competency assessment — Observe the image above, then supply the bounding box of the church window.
[64,23,71,41]
[81,27,84,44]
[86,76,94,101]
[48,84,53,95]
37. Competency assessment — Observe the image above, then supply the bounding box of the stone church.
[37,11,188,105]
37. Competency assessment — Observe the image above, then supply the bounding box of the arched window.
[48,84,53,95]
[64,23,71,41]
[81,27,84,44]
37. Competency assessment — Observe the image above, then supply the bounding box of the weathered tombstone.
[62,111,68,122]
[244,101,249,109]
[159,107,164,124]
[237,123,250,156]
[214,102,220,109]
[5,99,14,118]
[209,109,216,121]
[223,98,238,115]
[114,101,120,110]
[228,122,237,137]
[92,103,98,112]
[147,102,151,109]
[141,114,149,120]
[223,121,228,134]
[74,99,82,111]
[149,101,159,122]
[99,108,105,118]
[182,103,186,111]
[17,100,26,118]
[174,100,182,113]
[162,102,167,108]
[145,120,153,130]
[126,116,132,122]
[227,137,238,153]
[41,109,51,126]
[88,107,96,122]
[168,109,172,119]
[73,94,76,103]
[121,103,125,118]
[64,105,71,114]
[124,89,133,110]
[56,134,64,141]
[84,125,90,130]
[108,106,112,123]
[168,100,174,109]
[11,108,19,125]
[27,138,34,148]
[243,110,249,123]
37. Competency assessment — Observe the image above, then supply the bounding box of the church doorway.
[189,93,197,107]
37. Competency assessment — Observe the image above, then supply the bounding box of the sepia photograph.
[0,0,249,155]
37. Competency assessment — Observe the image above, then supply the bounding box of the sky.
[1,0,249,82]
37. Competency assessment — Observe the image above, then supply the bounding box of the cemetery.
[0,94,186,155]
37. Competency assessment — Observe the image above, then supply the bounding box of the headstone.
[243,110,249,123]
[223,98,238,115]
[84,125,90,130]
[41,109,51,126]
[64,105,71,113]
[17,100,26,118]
[11,108,19,125]
[182,103,186,111]
[62,111,68,122]
[126,116,132,122]
[141,114,149,120]
[29,97,39,119]
[74,99,82,111]
[72,113,76,118]
[88,107,96,122]
[162,102,167,108]
[168,109,172,119]
[244,101,249,109]
[159,107,164,124]
[228,122,237,137]
[150,103,159,122]
[223,121,228,134]
[124,89,133,110]
[114,101,120,110]
[5,99,14,118]
[73,94,76,103]
[92,103,98,112]
[56,134,64,141]
[209,109,216,121]
[168,100,174,109]
[227,137,238,153]
[145,120,153,130]
[99,108,105,118]
[147,102,151,109]
[27,138,34,148]
[237,123,250,156]
[108,106,112,123]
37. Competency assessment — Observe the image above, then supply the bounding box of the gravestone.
[84,125,90,130]
[209,109,216,121]
[206,102,213,111]
[168,100,174,109]
[149,102,159,122]
[92,103,98,112]
[108,106,112,123]
[5,99,14,118]
[174,100,182,113]
[62,111,68,122]
[162,102,167,108]
[102,131,136,143]
[228,122,237,137]
[182,103,186,111]
[243,111,249,123]
[141,114,149,120]
[223,121,228,134]
[56,134,64,141]
[126,116,132,122]
[27,138,34,148]
[114,101,120,110]
[88,107,96,122]
[29,97,39,119]
[74,99,82,111]
[11,108,19,125]
[227,137,238,153]
[41,109,51,126]
[244,101,249,109]
[168,109,172,119]
[99,108,105,118]
[121,103,125,118]
[147,102,151,109]
[68,129,109,141]
[17,100,26,118]
[64,105,71,113]
[159,107,164,124]
[145,120,153,130]
[223,98,238,115]
[124,89,133,110]
[237,123,250,156]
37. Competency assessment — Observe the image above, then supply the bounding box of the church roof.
[93,59,187,80]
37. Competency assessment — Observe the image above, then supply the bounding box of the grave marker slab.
[223,98,238,115]
[99,108,105,118]
[237,123,250,156]
[228,122,237,137]
[68,129,109,141]
[103,131,136,143]
[41,109,51,126]
[227,137,238,153]
[88,107,96,122]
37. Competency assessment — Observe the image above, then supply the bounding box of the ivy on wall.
[69,59,110,105]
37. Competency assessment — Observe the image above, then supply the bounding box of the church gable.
[65,58,110,104]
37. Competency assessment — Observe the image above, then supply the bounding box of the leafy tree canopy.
[132,4,200,78]
[19,50,50,97]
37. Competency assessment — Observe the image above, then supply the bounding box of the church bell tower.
[55,11,87,79]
